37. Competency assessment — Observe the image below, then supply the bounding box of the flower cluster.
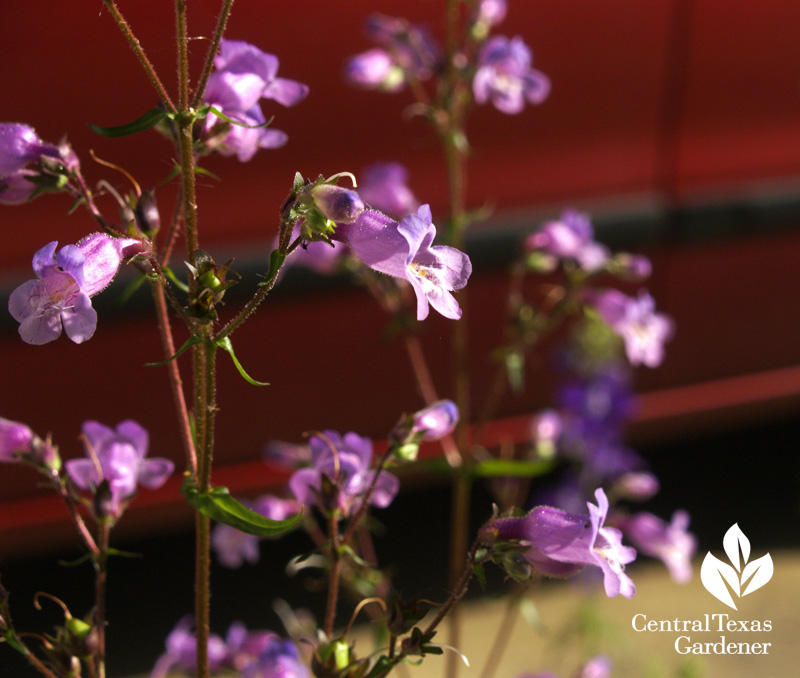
[0,123,78,204]
[9,233,144,345]
[345,14,442,92]
[335,206,472,320]
[152,618,307,678]
[202,39,309,161]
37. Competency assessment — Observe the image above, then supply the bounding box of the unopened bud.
[411,400,458,441]
[310,184,365,225]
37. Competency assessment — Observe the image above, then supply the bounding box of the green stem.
[102,0,177,114]
[324,513,342,638]
[191,0,237,108]
[149,279,198,477]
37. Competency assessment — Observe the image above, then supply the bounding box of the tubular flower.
[203,39,308,161]
[335,206,472,320]
[524,209,609,272]
[593,290,674,367]
[289,430,399,517]
[473,36,550,114]
[8,234,142,345]
[0,418,33,462]
[620,510,696,583]
[487,488,637,598]
[65,420,174,518]
[357,162,420,221]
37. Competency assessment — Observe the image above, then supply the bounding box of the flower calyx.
[186,249,239,318]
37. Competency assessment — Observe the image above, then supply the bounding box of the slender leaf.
[470,459,554,478]
[145,335,201,367]
[364,656,393,678]
[163,266,190,293]
[182,484,301,537]
[204,105,274,129]
[89,108,167,138]
[216,336,269,386]
[2,629,28,655]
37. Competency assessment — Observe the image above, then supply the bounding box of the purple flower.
[620,511,696,583]
[524,210,609,272]
[203,39,308,161]
[578,656,612,678]
[473,36,550,114]
[530,409,562,456]
[364,14,442,81]
[66,420,174,518]
[289,430,399,517]
[0,123,78,205]
[335,206,472,320]
[344,49,405,92]
[151,616,229,678]
[358,162,420,221]
[474,0,507,28]
[489,488,637,597]
[0,418,33,462]
[8,233,142,345]
[594,290,674,368]
[212,495,300,568]
[610,472,660,501]
[241,637,308,678]
[411,400,459,440]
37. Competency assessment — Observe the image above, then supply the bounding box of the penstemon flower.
[0,123,78,204]
[65,420,174,518]
[0,418,33,462]
[357,162,420,221]
[619,510,696,583]
[524,209,609,272]
[335,206,472,320]
[593,289,674,367]
[485,488,637,598]
[289,430,399,517]
[203,39,309,161]
[8,233,143,345]
[473,35,550,114]
[151,617,229,678]
[411,400,459,440]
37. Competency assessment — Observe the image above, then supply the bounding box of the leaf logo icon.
[701,524,773,610]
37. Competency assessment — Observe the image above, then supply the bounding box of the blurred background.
[1,1,799,676]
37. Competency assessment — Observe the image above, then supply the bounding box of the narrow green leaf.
[182,484,301,537]
[206,105,274,129]
[163,266,190,293]
[470,459,554,478]
[259,249,287,288]
[114,274,146,306]
[89,108,167,138]
[145,335,201,367]
[57,553,94,568]
[473,561,486,591]
[106,548,143,559]
[216,336,269,386]
[194,166,221,181]
[365,656,393,678]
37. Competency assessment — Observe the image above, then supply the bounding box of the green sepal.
[215,336,269,386]
[292,171,306,193]
[182,483,302,537]
[473,561,486,591]
[470,458,554,478]
[2,628,28,655]
[194,165,221,181]
[89,108,167,138]
[145,335,201,367]
[364,656,393,678]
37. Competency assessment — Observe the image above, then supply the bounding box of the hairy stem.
[94,523,111,678]
[191,0,237,108]
[102,0,176,113]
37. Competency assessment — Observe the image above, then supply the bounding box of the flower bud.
[411,400,458,440]
[310,184,365,224]
[394,442,420,462]
[613,253,652,281]
[0,417,33,462]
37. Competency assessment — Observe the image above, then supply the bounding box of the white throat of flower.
[408,262,448,293]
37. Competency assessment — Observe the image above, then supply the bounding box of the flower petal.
[8,279,37,322]
[32,241,58,278]
[65,458,99,490]
[61,293,97,343]
[116,420,150,458]
[335,210,409,278]
[138,458,175,489]
[264,77,309,107]
[19,310,62,345]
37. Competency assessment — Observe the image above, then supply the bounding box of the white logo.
[701,523,773,610]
